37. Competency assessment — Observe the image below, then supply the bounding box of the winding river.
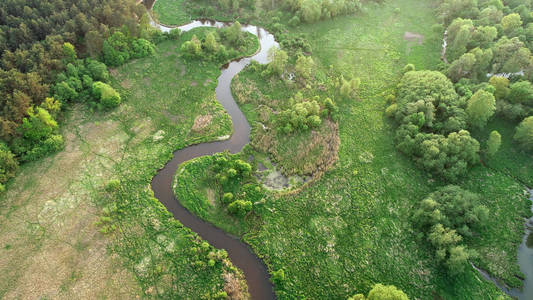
[149,18,278,300]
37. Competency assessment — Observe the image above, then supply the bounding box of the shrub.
[403,63,415,73]
[92,81,121,109]
[0,143,18,184]
[222,192,234,204]
[271,269,285,285]
[288,16,301,27]
[486,130,501,157]
[514,116,533,151]
[105,179,121,192]
[227,200,252,216]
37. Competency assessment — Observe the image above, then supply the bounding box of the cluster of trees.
[413,186,488,274]
[276,92,338,134]
[211,153,261,217]
[52,45,123,110]
[181,22,255,63]
[348,283,408,300]
[388,70,482,181]
[102,31,155,67]
[264,48,318,85]
[181,32,232,61]
[437,0,533,152]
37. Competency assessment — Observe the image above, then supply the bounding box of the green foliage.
[394,71,466,133]
[367,284,409,300]
[227,199,252,216]
[486,130,502,157]
[11,107,64,162]
[222,21,243,47]
[491,37,530,73]
[489,76,510,100]
[0,143,18,184]
[267,48,289,77]
[222,192,234,204]
[180,28,258,64]
[514,116,533,151]
[295,55,315,80]
[509,81,533,105]
[105,179,121,192]
[403,64,415,73]
[392,71,481,181]
[131,39,156,59]
[103,32,156,67]
[501,13,522,36]
[92,82,121,109]
[181,34,203,58]
[413,186,488,274]
[276,93,325,134]
[62,42,77,63]
[466,89,496,128]
[40,97,61,117]
[272,269,286,285]
[340,76,361,99]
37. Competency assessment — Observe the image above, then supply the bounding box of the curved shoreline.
[149,19,279,300]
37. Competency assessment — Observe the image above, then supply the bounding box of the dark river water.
[149,18,278,300]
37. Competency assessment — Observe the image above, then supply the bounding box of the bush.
[288,16,301,27]
[92,81,121,109]
[0,143,18,184]
[514,116,533,151]
[222,192,234,204]
[227,200,252,216]
[271,269,285,285]
[349,284,409,300]
[105,179,121,192]
[403,63,415,73]
[131,38,155,58]
[486,130,501,157]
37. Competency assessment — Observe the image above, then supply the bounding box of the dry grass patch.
[0,109,141,299]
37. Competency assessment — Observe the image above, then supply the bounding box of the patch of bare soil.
[121,79,132,89]
[223,271,250,300]
[206,188,216,207]
[190,81,198,87]
[192,114,213,132]
[0,109,140,299]
[403,31,424,45]
[203,79,213,86]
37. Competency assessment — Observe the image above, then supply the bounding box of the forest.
[0,0,532,299]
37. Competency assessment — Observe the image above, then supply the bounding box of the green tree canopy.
[466,89,496,128]
[514,116,533,151]
[486,130,502,157]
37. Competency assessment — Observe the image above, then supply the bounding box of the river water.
[149,18,278,300]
